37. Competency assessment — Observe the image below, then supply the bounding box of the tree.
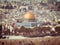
[55,26,60,34]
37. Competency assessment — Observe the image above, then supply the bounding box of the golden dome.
[24,12,35,20]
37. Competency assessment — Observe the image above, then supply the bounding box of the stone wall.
[0,36,60,45]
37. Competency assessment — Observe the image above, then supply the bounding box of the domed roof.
[24,12,35,20]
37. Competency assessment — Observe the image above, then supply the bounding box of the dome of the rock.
[24,12,35,20]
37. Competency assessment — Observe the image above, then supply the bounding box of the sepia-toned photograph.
[0,0,60,45]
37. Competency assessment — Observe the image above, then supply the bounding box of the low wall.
[0,36,60,45]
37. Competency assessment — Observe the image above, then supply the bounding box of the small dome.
[24,12,35,20]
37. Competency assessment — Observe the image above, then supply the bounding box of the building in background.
[47,0,57,4]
